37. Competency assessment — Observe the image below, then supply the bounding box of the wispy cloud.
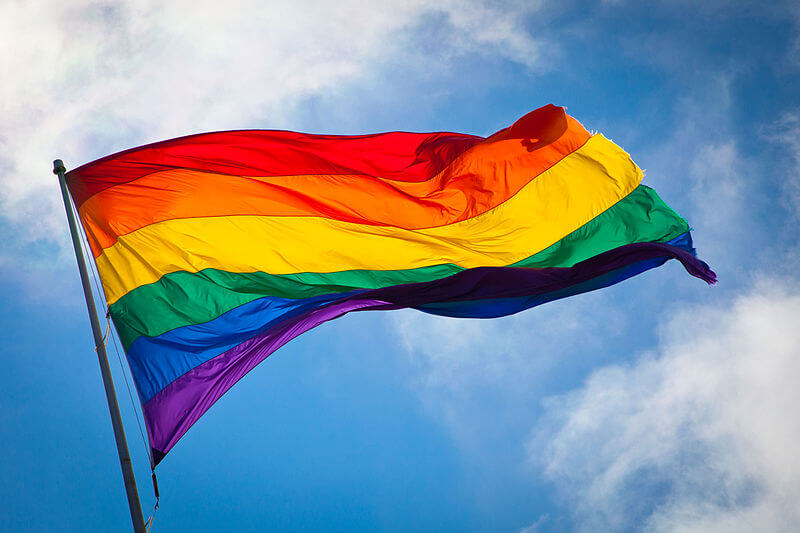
[390,290,631,466]
[394,296,622,394]
[768,112,800,221]
[529,277,800,532]
[518,513,549,532]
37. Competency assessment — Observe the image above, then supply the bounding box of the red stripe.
[66,104,575,208]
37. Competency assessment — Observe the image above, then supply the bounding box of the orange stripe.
[79,116,590,256]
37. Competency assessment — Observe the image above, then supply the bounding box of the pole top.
[53,159,66,175]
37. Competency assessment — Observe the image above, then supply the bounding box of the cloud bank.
[530,279,800,532]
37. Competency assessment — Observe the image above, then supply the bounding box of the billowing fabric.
[66,104,715,464]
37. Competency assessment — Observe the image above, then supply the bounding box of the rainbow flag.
[66,104,715,464]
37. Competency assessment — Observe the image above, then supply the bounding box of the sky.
[2,1,799,531]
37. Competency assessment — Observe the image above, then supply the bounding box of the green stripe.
[110,185,689,349]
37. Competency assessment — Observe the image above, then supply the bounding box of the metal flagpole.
[54,159,147,533]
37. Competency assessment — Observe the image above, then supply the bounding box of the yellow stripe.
[96,135,642,305]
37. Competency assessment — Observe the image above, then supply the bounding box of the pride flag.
[66,104,715,464]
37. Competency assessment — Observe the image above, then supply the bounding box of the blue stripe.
[128,289,365,403]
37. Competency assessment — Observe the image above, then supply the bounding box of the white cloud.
[687,142,743,231]
[0,0,544,262]
[530,278,800,532]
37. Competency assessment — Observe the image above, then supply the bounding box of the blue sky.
[2,1,799,531]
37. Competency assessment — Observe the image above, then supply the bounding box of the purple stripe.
[143,298,392,461]
[144,241,715,463]
[363,241,715,307]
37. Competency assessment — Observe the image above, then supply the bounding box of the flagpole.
[54,159,147,533]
